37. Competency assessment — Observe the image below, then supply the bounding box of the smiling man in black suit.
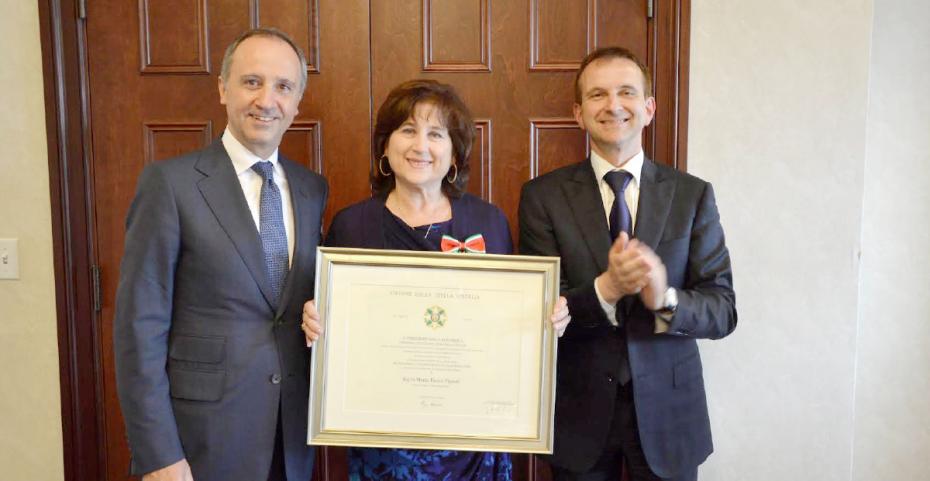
[519,47,737,481]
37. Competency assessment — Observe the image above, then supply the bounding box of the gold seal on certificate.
[307,247,559,453]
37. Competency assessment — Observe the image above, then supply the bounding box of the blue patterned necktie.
[251,161,289,304]
[604,170,633,240]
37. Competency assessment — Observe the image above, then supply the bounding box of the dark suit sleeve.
[664,182,737,339]
[518,183,612,335]
[113,164,185,473]
[317,177,329,247]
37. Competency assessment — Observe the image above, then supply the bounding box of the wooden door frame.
[37,1,690,480]
[39,1,105,480]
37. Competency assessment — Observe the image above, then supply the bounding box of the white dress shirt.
[222,128,295,266]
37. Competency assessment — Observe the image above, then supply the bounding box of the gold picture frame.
[307,247,560,453]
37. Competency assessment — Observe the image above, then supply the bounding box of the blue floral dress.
[349,447,512,481]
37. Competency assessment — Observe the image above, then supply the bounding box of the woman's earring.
[446,162,458,183]
[378,155,392,176]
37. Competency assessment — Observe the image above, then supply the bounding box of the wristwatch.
[655,287,678,321]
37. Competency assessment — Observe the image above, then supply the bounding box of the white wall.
[691,0,930,480]
[853,0,930,480]
[0,2,65,481]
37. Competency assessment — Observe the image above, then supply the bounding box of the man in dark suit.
[114,28,326,481]
[519,47,736,481]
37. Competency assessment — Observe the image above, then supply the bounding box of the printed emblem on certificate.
[307,247,559,453]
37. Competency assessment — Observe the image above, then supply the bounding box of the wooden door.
[79,0,673,480]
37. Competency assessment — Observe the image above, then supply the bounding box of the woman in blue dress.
[302,79,570,481]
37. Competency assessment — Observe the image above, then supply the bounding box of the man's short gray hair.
[220,28,308,93]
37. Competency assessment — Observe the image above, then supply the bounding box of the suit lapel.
[196,141,276,310]
[617,159,675,321]
[275,159,314,319]
[634,158,675,250]
[563,161,612,273]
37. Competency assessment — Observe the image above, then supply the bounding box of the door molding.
[39,1,104,480]
[38,1,690,479]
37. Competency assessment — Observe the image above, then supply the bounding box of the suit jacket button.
[270,374,282,384]
[606,375,614,383]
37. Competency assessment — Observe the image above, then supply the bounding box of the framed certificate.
[307,247,560,453]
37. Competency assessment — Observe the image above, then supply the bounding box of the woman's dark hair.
[371,79,475,198]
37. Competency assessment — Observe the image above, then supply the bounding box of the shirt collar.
[222,128,279,176]
[590,149,643,187]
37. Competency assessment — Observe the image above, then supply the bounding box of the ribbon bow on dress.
[440,234,486,253]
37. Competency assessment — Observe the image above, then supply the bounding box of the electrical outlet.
[0,238,20,280]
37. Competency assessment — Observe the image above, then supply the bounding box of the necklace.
[423,223,434,238]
